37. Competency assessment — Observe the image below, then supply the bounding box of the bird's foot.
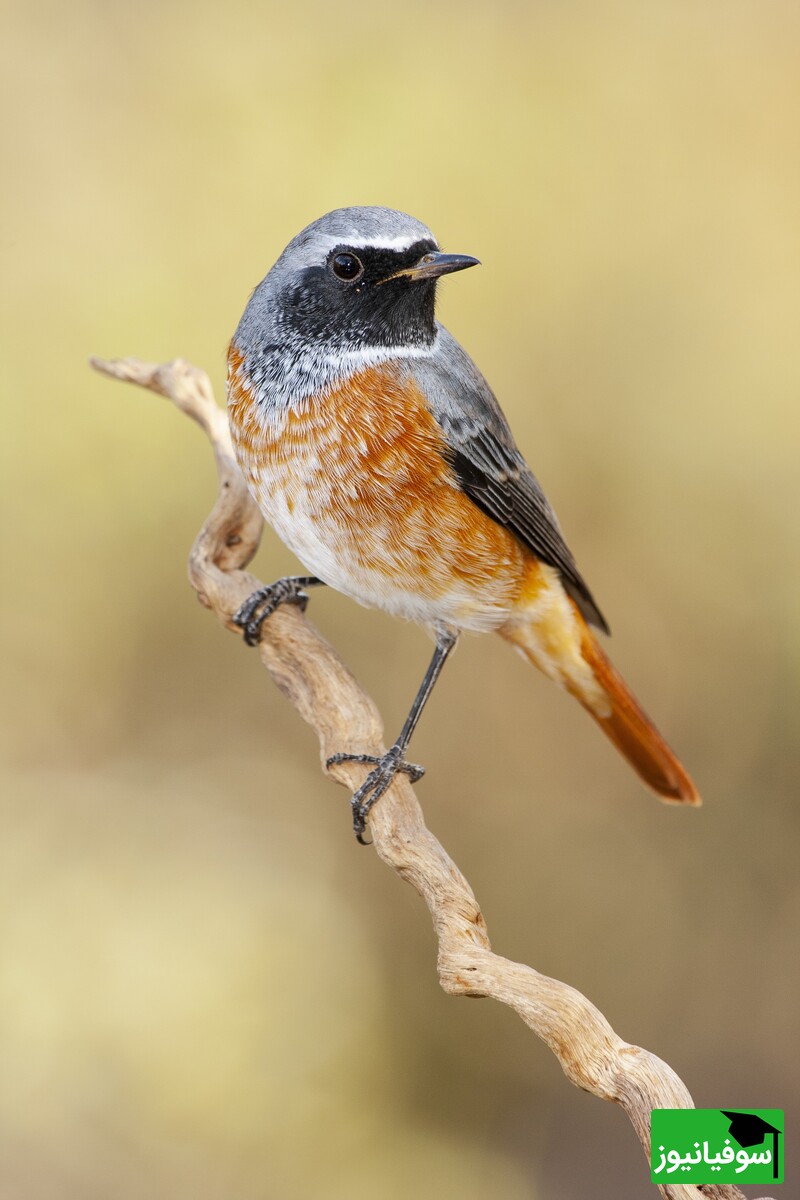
[233,576,320,646]
[326,745,425,843]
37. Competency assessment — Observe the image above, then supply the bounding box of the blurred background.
[1,1,798,1196]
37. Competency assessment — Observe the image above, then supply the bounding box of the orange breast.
[228,346,537,630]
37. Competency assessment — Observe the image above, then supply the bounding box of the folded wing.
[415,327,609,633]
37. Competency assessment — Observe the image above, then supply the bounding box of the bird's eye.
[331,253,364,282]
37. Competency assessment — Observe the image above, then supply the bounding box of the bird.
[226,206,700,839]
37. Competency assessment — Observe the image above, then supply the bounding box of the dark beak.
[384,251,480,283]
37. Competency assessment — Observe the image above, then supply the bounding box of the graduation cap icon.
[721,1111,781,1180]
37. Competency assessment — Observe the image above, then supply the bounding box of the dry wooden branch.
[92,355,770,1200]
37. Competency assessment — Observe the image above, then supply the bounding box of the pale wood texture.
[92,355,770,1200]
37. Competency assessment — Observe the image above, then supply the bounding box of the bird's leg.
[327,629,458,842]
[233,576,324,646]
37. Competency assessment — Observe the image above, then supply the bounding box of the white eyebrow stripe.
[318,233,436,252]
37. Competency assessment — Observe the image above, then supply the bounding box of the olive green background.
[1,2,798,1197]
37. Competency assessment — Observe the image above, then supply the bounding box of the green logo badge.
[651,1109,784,1185]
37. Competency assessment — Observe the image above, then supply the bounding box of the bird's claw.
[326,745,425,842]
[233,580,310,646]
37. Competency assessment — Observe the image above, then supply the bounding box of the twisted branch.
[92,355,768,1200]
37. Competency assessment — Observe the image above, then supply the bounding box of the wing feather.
[414,327,610,633]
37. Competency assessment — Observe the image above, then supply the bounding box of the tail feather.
[578,629,701,805]
[501,592,701,806]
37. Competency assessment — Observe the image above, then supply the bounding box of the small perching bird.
[227,206,699,838]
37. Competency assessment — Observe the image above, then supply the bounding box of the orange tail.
[501,594,700,806]
[577,627,700,805]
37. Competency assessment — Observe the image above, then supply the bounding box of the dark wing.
[444,436,609,633]
[415,327,610,634]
